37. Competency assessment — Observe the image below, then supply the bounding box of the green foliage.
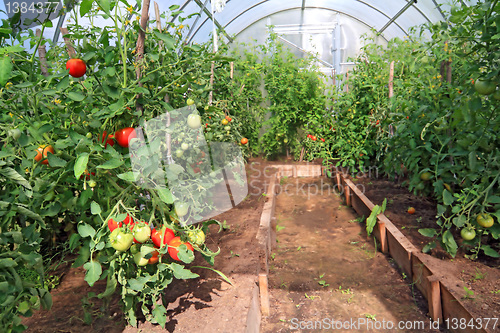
[330,0,500,258]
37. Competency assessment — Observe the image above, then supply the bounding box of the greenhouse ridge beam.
[192,0,233,43]
[379,0,417,34]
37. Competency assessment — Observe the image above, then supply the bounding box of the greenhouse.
[0,0,499,332]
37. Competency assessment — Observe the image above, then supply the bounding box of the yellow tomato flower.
[5,82,13,89]
[54,98,61,104]
[127,6,133,14]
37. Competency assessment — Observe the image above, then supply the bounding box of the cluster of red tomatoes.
[107,214,201,265]
[306,134,325,142]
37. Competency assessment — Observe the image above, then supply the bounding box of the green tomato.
[9,128,21,140]
[187,229,205,245]
[474,79,496,95]
[224,126,231,131]
[109,229,134,252]
[133,252,149,266]
[88,180,97,188]
[181,142,189,150]
[187,114,201,129]
[175,149,184,158]
[187,98,195,106]
[132,223,151,243]
[86,132,92,139]
[175,202,189,217]
[460,227,476,241]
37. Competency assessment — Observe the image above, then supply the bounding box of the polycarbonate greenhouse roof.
[0,1,474,42]
[0,0,476,74]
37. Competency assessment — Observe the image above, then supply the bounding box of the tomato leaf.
[83,260,102,287]
[442,189,455,206]
[153,31,175,50]
[0,167,31,189]
[96,158,124,169]
[69,233,81,251]
[74,153,89,179]
[441,230,457,258]
[170,262,198,279]
[73,241,90,268]
[152,304,167,328]
[80,0,94,16]
[98,274,117,299]
[90,201,101,215]
[418,228,436,237]
[78,222,96,238]
[117,171,139,182]
[480,245,500,258]
[0,55,13,86]
[67,92,86,102]
[157,187,174,204]
[46,153,67,167]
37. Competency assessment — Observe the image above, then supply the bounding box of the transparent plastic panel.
[128,106,248,226]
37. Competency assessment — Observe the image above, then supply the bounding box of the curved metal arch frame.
[183,0,436,45]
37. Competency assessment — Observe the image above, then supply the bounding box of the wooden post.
[59,27,76,58]
[259,273,270,317]
[427,275,443,322]
[388,61,394,98]
[135,0,151,114]
[36,29,49,77]
[208,61,215,105]
[230,61,234,79]
[154,2,163,52]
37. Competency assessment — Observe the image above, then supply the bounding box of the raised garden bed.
[255,163,499,333]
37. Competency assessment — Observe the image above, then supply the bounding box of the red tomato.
[115,127,137,148]
[241,138,248,145]
[100,131,115,148]
[151,226,175,248]
[167,236,194,261]
[320,138,325,142]
[34,145,55,165]
[107,218,122,232]
[311,136,317,141]
[148,250,160,264]
[407,207,416,215]
[66,58,87,78]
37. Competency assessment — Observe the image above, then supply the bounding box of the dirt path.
[261,177,443,333]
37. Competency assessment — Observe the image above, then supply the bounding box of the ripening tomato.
[66,58,87,78]
[221,119,229,125]
[476,213,494,228]
[311,136,317,141]
[107,218,122,232]
[100,131,115,148]
[34,145,55,165]
[114,127,137,148]
[151,226,175,248]
[167,236,194,261]
[148,250,159,264]
[407,207,416,215]
[241,138,248,145]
